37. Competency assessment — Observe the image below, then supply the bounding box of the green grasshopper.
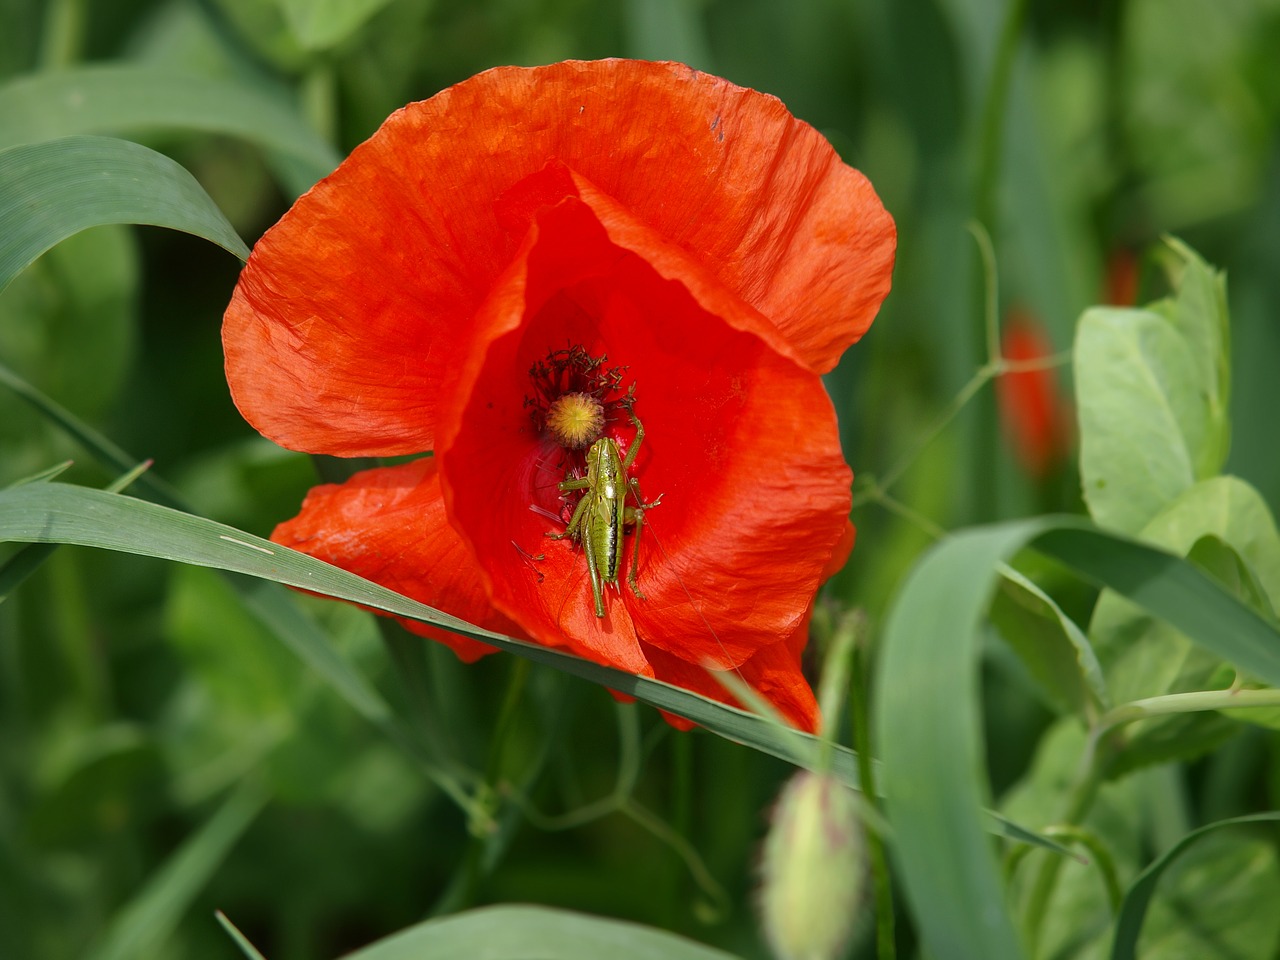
[546,405,661,618]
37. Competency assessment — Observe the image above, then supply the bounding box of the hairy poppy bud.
[759,771,864,960]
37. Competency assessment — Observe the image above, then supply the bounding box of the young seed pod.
[759,770,865,960]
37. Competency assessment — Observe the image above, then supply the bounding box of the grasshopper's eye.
[545,391,605,449]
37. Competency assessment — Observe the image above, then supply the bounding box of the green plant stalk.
[1040,825,1122,913]
[38,0,84,70]
[1022,757,1104,951]
[1096,688,1280,734]
[970,0,1030,522]
[851,626,896,960]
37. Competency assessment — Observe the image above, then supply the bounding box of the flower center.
[525,344,630,451]
[544,391,605,449]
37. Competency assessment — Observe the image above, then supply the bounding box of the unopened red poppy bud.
[545,391,605,449]
[760,771,864,960]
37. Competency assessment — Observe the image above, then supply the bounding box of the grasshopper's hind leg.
[624,478,663,601]
[583,526,606,617]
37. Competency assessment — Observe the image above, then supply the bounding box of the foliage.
[3,2,1280,959]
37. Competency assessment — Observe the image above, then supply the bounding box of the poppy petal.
[439,187,851,674]
[641,634,820,733]
[270,458,510,661]
[223,60,894,458]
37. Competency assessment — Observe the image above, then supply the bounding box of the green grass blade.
[0,136,249,291]
[0,360,185,507]
[0,64,338,190]
[1034,521,1280,686]
[1109,812,1280,960]
[342,903,742,960]
[83,780,267,960]
[0,481,859,781]
[0,481,1081,853]
[0,459,150,601]
[874,524,1033,960]
[214,912,268,960]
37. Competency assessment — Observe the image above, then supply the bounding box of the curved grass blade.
[874,524,1034,960]
[0,481,857,783]
[0,459,151,601]
[342,903,742,960]
[214,912,268,960]
[1034,521,1280,686]
[1110,812,1280,960]
[83,780,267,960]
[0,64,339,191]
[0,481,1083,855]
[0,136,248,293]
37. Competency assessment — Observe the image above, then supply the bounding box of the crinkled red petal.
[269,458,515,661]
[223,60,894,457]
[642,633,819,733]
[438,183,851,677]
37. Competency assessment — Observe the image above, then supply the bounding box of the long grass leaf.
[0,135,248,293]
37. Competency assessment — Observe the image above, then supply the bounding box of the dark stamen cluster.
[524,343,630,437]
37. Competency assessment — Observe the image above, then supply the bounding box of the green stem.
[38,0,84,70]
[1096,687,1280,736]
[874,366,994,496]
[971,0,1030,523]
[851,623,896,960]
[1022,746,1106,951]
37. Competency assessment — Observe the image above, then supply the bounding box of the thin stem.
[1022,747,1105,951]
[969,221,1002,365]
[876,366,994,495]
[1096,687,1280,737]
[850,620,896,960]
[38,0,84,70]
[971,0,1030,522]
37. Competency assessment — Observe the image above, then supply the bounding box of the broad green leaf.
[1075,306,1208,534]
[1187,535,1277,622]
[0,64,338,191]
[277,0,395,51]
[1110,813,1280,960]
[342,904,742,960]
[0,136,249,293]
[874,515,1280,960]
[1151,237,1230,474]
[1093,477,1280,707]
[1002,720,1150,959]
[991,564,1108,717]
[83,780,267,960]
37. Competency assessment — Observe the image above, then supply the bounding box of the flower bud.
[759,770,864,960]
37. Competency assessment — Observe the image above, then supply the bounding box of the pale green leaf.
[1110,813,1280,960]
[342,904,743,960]
[0,64,338,192]
[277,0,395,51]
[1075,306,1207,534]
[0,136,248,293]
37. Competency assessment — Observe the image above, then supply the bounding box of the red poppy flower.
[997,310,1072,479]
[223,60,895,732]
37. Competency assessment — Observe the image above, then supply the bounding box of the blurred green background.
[2,0,1280,957]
